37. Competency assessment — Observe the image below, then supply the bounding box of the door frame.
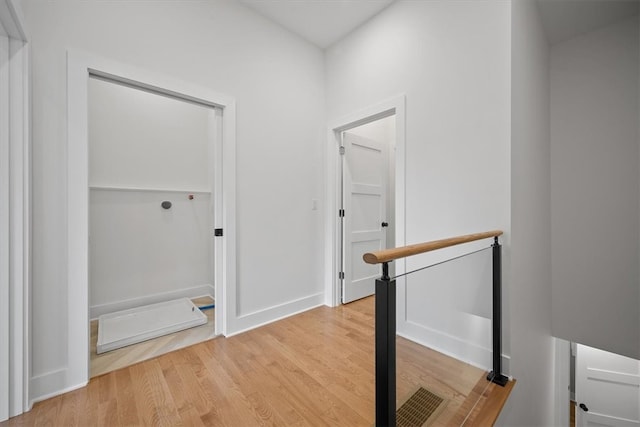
[554,338,571,426]
[325,95,406,306]
[67,50,236,388]
[0,0,30,420]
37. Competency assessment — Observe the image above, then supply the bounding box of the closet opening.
[87,74,220,377]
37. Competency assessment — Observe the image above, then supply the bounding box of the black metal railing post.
[375,262,396,426]
[487,236,508,386]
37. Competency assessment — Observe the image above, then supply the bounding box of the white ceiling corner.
[536,0,639,45]
[238,0,395,49]
[239,0,640,49]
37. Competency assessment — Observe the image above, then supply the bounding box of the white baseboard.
[226,292,324,337]
[29,285,215,408]
[29,368,87,407]
[90,284,214,320]
[398,320,511,375]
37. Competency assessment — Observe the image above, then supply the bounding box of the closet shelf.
[89,185,211,194]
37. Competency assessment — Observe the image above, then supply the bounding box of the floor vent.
[396,386,447,427]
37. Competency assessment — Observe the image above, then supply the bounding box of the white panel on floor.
[97,297,207,354]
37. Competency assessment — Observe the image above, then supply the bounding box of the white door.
[342,132,388,303]
[576,343,640,427]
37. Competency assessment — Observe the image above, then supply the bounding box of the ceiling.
[238,0,395,48]
[536,0,639,45]
[238,0,640,49]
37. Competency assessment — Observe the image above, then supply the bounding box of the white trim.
[9,34,29,418]
[324,95,406,307]
[211,105,224,336]
[90,284,215,320]
[66,50,236,396]
[66,49,90,389]
[30,369,86,406]
[226,293,325,337]
[19,36,30,417]
[0,33,10,424]
[89,70,223,110]
[554,338,571,426]
[219,94,236,337]
[0,0,29,418]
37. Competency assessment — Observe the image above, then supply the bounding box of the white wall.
[89,190,213,317]
[326,0,511,370]
[24,0,325,402]
[89,77,211,190]
[550,15,640,359]
[498,1,555,425]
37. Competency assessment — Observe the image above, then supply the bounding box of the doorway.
[340,116,395,303]
[67,51,236,388]
[326,95,405,307]
[87,76,219,376]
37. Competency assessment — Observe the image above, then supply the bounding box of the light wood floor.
[91,296,216,378]
[5,297,512,426]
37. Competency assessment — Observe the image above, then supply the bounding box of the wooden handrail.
[363,230,503,264]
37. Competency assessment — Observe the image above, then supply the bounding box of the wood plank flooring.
[91,296,216,378]
[4,296,513,426]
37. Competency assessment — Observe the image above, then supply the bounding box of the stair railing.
[363,230,507,426]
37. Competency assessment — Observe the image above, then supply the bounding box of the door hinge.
[214,228,223,236]
[339,209,345,217]
[339,146,345,155]
[339,271,345,280]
